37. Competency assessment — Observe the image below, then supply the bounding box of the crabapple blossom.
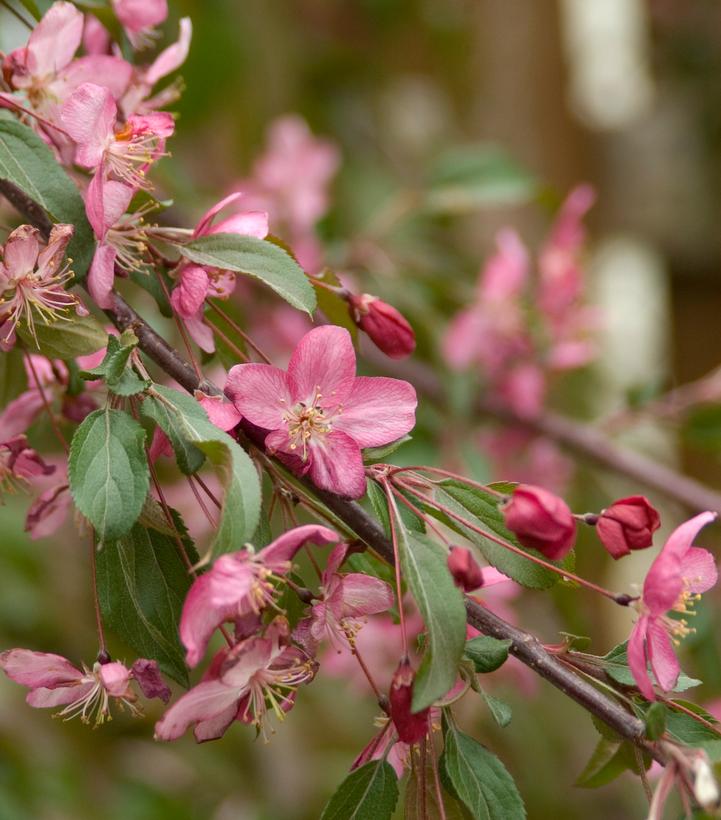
[112,0,168,49]
[226,325,417,498]
[348,293,416,359]
[0,649,169,725]
[628,511,718,700]
[180,524,338,667]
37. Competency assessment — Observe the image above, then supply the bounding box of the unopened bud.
[448,546,483,592]
[595,495,660,560]
[502,484,576,561]
[389,659,430,744]
[348,294,415,359]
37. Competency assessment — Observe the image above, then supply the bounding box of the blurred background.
[3,0,721,817]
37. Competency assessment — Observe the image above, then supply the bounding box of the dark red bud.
[502,484,576,561]
[447,546,483,592]
[596,495,661,560]
[389,659,429,744]
[348,294,416,359]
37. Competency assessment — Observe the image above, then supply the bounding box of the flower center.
[282,389,337,461]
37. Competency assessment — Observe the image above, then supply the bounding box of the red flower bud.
[447,546,483,591]
[389,659,429,744]
[348,294,416,359]
[502,484,576,560]
[596,495,660,560]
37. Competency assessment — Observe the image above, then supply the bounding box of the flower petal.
[170,265,209,318]
[193,702,238,742]
[194,391,241,432]
[680,547,718,595]
[663,511,717,563]
[59,55,132,100]
[210,211,269,239]
[627,616,655,700]
[98,661,132,697]
[88,243,117,310]
[143,17,192,86]
[61,82,116,168]
[194,192,242,236]
[0,648,81,688]
[287,326,356,407]
[308,430,366,498]
[154,679,241,741]
[225,363,294,429]
[3,225,40,276]
[260,523,339,566]
[27,1,83,78]
[333,376,417,448]
[338,575,394,618]
[647,618,681,693]
[27,682,93,708]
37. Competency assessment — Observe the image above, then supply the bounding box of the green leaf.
[0,347,27,407]
[79,331,148,396]
[367,479,424,538]
[481,691,512,728]
[645,702,667,740]
[363,435,412,464]
[320,760,399,820]
[140,385,261,559]
[405,752,472,819]
[397,530,466,711]
[314,267,358,341]
[17,0,41,21]
[425,145,537,214]
[96,518,197,686]
[575,738,650,788]
[0,118,95,277]
[663,702,721,761]
[464,637,512,674]
[17,314,107,360]
[178,234,316,315]
[432,483,561,589]
[601,642,701,692]
[69,408,149,541]
[442,718,526,819]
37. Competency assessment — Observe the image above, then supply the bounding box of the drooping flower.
[170,193,269,352]
[292,542,394,654]
[0,224,83,347]
[0,649,169,725]
[62,82,174,188]
[180,524,338,667]
[347,293,416,359]
[226,326,417,498]
[628,511,718,700]
[596,495,661,560]
[0,435,54,494]
[155,618,316,743]
[502,484,576,560]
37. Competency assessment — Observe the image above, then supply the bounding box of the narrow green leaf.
[481,691,512,728]
[433,482,563,589]
[575,738,650,788]
[17,314,107,360]
[442,718,526,819]
[0,118,95,277]
[96,517,197,686]
[398,530,466,711]
[663,703,721,761]
[140,385,261,558]
[69,408,149,541]
[178,234,316,315]
[465,637,512,674]
[367,479,424,538]
[320,761,399,820]
[363,435,412,464]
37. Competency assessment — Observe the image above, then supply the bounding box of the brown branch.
[0,179,660,762]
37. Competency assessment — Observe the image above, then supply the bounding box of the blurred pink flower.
[226,326,417,498]
[112,0,168,49]
[0,435,54,494]
[628,512,718,700]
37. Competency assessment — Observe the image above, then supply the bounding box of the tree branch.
[0,180,659,762]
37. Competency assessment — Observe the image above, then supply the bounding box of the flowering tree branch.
[0,176,667,764]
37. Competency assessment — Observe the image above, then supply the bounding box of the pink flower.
[155,619,315,742]
[447,546,484,592]
[226,326,417,498]
[170,193,269,352]
[0,224,82,347]
[180,524,338,667]
[628,512,718,700]
[502,484,576,560]
[293,543,394,654]
[3,1,131,150]
[0,649,169,725]
[596,495,661,560]
[0,435,54,493]
[62,82,173,187]
[25,482,72,540]
[388,659,430,744]
[348,294,416,360]
[112,0,168,49]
